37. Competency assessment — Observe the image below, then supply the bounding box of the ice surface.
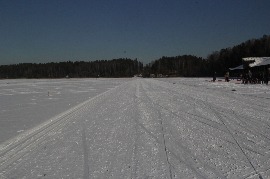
[0,78,270,179]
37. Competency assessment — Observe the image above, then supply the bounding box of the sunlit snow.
[0,78,270,179]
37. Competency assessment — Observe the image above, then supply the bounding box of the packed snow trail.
[0,79,270,178]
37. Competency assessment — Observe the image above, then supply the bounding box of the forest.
[0,35,269,79]
[0,59,143,78]
[146,35,270,77]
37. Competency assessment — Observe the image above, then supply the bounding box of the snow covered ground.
[0,78,270,179]
[0,78,127,144]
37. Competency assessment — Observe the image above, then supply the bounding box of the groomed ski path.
[1,78,270,179]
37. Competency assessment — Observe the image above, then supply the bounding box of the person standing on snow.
[248,70,252,83]
[225,72,229,82]
[213,72,216,82]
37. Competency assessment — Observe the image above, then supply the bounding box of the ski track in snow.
[0,78,270,179]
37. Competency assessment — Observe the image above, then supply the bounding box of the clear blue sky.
[1,0,270,65]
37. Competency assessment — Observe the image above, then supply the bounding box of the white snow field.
[0,78,270,179]
[0,78,127,144]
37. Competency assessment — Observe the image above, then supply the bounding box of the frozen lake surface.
[0,78,127,143]
[0,78,270,178]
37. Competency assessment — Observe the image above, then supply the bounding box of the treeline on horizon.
[145,34,270,77]
[0,35,270,79]
[0,59,143,78]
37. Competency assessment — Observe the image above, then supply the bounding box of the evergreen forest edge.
[1,35,270,79]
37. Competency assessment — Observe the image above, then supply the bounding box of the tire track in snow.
[0,108,79,173]
[131,116,139,179]
[0,82,126,175]
[184,94,270,159]
[74,80,140,179]
[161,79,270,113]
[158,109,173,179]
[82,126,90,179]
[152,97,266,162]
[157,80,266,179]
[206,103,264,179]
[139,80,225,179]
[154,81,270,156]
[159,95,269,179]
[156,79,270,125]
[195,99,266,179]
[193,99,270,156]
[131,80,140,179]
[150,79,269,178]
[158,80,270,134]
[1,79,269,178]
[139,81,173,178]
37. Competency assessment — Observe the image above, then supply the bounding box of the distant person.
[225,72,229,82]
[239,73,243,81]
[213,72,216,82]
[248,70,252,83]
[242,73,246,84]
[259,72,263,84]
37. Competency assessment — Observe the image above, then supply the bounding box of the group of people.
[212,72,230,82]
[240,69,269,85]
[212,68,269,85]
[212,71,230,82]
